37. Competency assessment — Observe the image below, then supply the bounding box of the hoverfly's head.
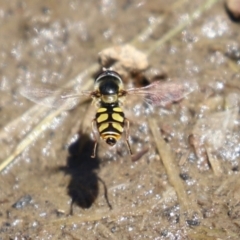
[95,70,123,104]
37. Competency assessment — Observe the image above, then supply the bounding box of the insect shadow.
[59,132,112,214]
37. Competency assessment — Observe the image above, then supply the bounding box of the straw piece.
[205,146,223,176]
[0,64,98,172]
[146,0,221,56]
[148,118,199,222]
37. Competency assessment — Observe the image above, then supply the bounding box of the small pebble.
[12,195,32,209]
[225,0,240,21]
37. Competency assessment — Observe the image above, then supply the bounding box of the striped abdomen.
[95,106,125,146]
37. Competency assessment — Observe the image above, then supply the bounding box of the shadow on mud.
[59,133,111,213]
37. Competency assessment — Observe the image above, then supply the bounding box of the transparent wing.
[126,80,196,107]
[20,84,92,110]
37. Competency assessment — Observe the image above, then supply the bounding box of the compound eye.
[106,137,117,146]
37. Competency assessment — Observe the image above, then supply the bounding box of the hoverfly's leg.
[91,142,98,158]
[91,119,98,158]
[124,118,133,155]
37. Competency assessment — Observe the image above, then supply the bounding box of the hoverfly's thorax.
[101,94,118,105]
[94,70,124,105]
[99,80,119,95]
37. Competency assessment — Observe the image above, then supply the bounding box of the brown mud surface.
[0,0,240,239]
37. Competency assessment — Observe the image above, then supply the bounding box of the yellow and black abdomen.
[95,105,125,146]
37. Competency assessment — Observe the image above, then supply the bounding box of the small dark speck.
[3,222,11,227]
[232,166,239,172]
[62,144,69,150]
[54,209,65,217]
[12,195,32,209]
[6,9,13,16]
[186,219,200,226]
[179,173,189,181]
[49,131,55,137]
[160,229,168,237]
[42,6,50,14]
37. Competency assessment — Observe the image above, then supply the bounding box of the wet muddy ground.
[0,0,240,239]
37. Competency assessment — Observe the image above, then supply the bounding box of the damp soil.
[0,0,240,239]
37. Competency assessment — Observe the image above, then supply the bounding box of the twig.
[42,187,176,227]
[0,64,98,172]
[148,118,199,223]
[131,0,188,46]
[146,0,222,56]
[205,146,223,176]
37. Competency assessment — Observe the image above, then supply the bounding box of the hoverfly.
[21,69,193,158]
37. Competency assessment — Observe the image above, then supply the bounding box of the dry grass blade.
[148,118,199,223]
[0,64,98,172]
[0,104,46,140]
[95,223,119,240]
[188,225,240,239]
[45,204,153,226]
[205,146,223,176]
[131,0,188,45]
[0,108,62,172]
[146,0,222,56]
[43,187,177,227]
